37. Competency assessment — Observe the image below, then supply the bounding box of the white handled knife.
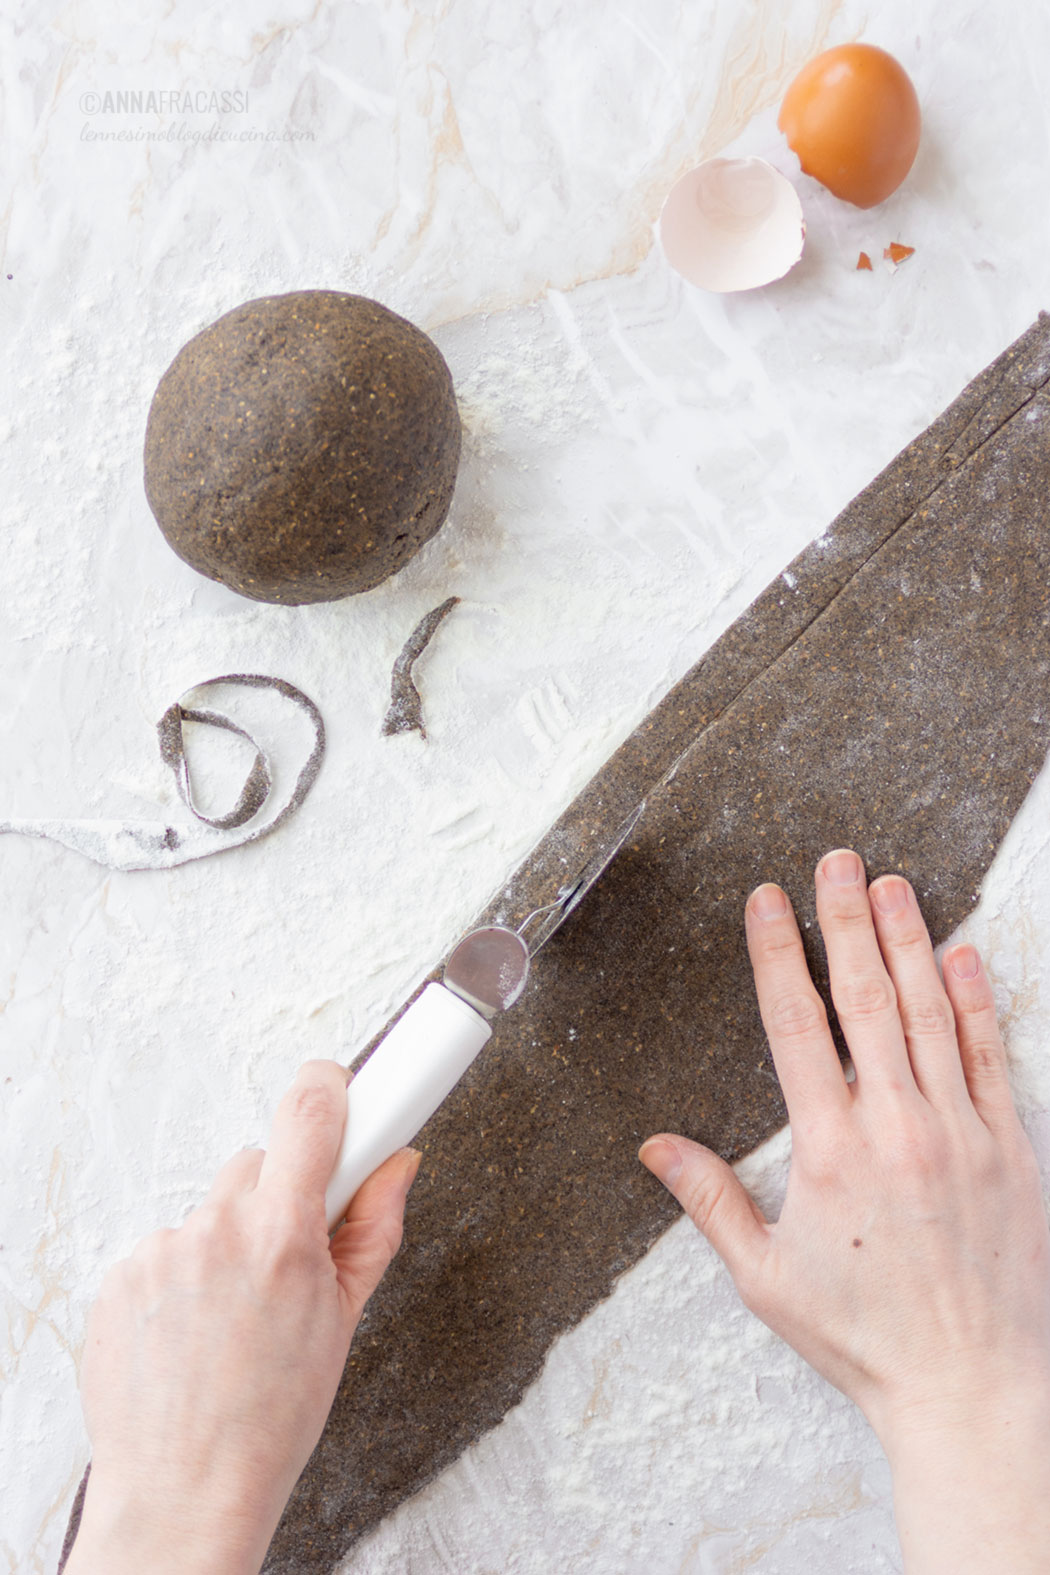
[324,800,646,1228]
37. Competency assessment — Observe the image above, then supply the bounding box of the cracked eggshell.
[659,156,806,293]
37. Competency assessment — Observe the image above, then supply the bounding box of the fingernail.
[948,945,980,980]
[639,1138,682,1188]
[822,850,861,886]
[871,877,908,916]
[750,883,788,920]
[399,1149,423,1198]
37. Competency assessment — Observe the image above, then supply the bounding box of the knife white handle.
[324,981,492,1230]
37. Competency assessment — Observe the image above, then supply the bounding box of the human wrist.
[64,1473,268,1575]
[874,1375,1050,1574]
[872,1363,1050,1463]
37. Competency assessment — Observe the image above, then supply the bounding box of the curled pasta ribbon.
[0,674,325,872]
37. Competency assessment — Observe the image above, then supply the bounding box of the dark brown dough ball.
[143,290,461,604]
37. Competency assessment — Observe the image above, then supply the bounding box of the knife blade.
[514,797,647,958]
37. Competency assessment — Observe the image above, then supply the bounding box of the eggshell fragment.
[857,251,873,270]
[659,157,806,293]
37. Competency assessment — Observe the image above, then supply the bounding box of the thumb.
[639,1134,768,1288]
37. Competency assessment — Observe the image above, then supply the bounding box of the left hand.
[66,1059,420,1575]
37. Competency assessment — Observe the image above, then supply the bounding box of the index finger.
[257,1059,348,1203]
[745,881,850,1128]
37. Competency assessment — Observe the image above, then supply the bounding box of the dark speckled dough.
[261,315,1050,1572]
[143,291,461,604]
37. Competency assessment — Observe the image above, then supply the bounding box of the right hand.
[641,851,1050,1571]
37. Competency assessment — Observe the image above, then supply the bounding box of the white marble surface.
[3,1,1050,1570]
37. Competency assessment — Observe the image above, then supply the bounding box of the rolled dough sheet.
[60,314,1050,1571]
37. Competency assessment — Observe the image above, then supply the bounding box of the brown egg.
[778,43,921,209]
